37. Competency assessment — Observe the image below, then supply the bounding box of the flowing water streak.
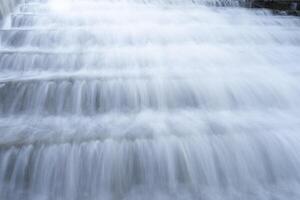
[1,0,300,199]
[0,0,18,21]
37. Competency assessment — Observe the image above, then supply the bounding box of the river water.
[1,0,300,199]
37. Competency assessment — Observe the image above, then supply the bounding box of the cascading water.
[1,0,300,199]
[0,0,18,20]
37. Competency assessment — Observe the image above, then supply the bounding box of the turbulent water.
[1,0,300,199]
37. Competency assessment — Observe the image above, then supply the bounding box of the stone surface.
[249,0,300,15]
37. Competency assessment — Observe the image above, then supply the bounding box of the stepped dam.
[0,0,300,199]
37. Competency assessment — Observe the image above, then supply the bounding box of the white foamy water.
[1,0,300,199]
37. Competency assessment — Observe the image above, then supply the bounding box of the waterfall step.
[1,0,300,199]
[1,27,300,48]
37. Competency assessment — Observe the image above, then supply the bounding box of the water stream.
[1,0,300,199]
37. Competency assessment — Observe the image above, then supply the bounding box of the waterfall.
[0,0,18,20]
[1,0,300,199]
